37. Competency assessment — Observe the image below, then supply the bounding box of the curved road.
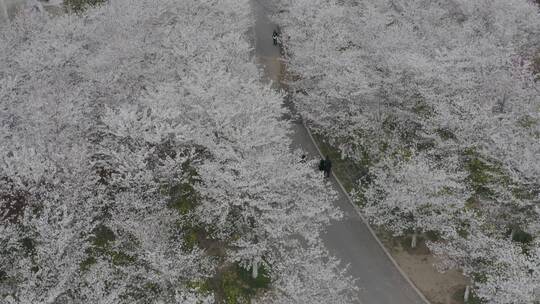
[251,1,428,303]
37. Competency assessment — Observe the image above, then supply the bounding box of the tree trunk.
[252,257,259,279]
[464,285,470,302]
[411,231,418,248]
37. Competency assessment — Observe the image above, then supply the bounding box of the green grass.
[187,279,213,295]
[465,157,492,195]
[20,237,36,256]
[221,264,271,304]
[180,224,209,252]
[391,145,413,160]
[91,224,115,248]
[182,228,199,251]
[456,217,472,238]
[451,287,466,303]
[462,148,511,198]
[168,183,198,215]
[465,292,486,304]
[416,139,436,151]
[472,271,488,284]
[176,219,224,255]
[236,263,271,290]
[518,115,538,129]
[424,230,442,241]
[463,148,529,213]
[409,92,434,119]
[311,133,368,192]
[412,100,433,118]
[80,224,136,271]
[511,229,534,254]
[221,270,250,304]
[168,163,201,215]
[80,225,113,271]
[206,263,272,304]
[111,250,136,266]
[511,185,537,201]
[80,256,96,271]
[64,0,106,12]
[382,115,399,133]
[143,282,162,295]
[436,128,456,141]
[512,229,533,244]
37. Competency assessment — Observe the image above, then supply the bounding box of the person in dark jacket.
[319,158,325,171]
[324,155,332,178]
[272,30,279,45]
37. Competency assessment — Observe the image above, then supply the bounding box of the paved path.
[251,1,428,303]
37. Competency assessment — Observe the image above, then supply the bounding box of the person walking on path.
[323,155,332,178]
[272,29,279,45]
[319,158,325,171]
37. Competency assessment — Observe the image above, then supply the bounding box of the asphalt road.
[251,1,428,303]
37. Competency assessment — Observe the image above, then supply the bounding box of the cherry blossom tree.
[362,152,470,247]
[430,228,540,304]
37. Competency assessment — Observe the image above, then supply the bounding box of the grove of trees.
[275,0,540,302]
[0,0,356,303]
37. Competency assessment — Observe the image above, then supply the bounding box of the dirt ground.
[380,235,469,304]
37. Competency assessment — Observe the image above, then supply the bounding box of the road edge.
[302,122,432,304]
